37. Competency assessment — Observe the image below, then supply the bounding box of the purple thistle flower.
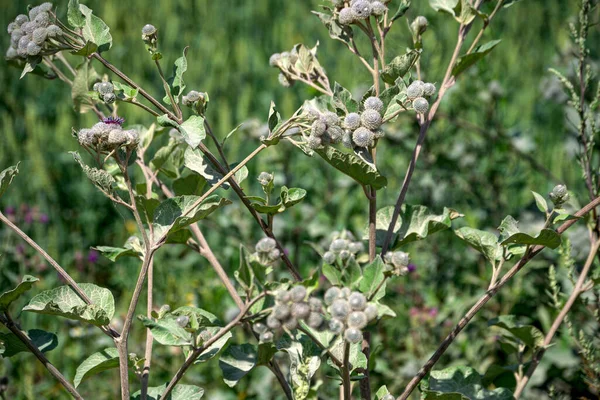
[428,307,438,317]
[102,116,125,126]
[87,249,99,264]
[39,213,49,224]
[4,206,15,215]
[407,263,416,273]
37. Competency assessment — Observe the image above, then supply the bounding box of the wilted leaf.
[0,163,19,199]
[71,152,116,196]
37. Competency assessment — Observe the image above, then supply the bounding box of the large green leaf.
[0,275,39,311]
[23,284,115,326]
[0,329,58,357]
[501,229,561,249]
[152,195,231,243]
[166,47,188,103]
[358,257,386,300]
[78,5,113,53]
[421,366,513,399]
[194,329,232,364]
[71,152,116,196]
[183,148,244,189]
[131,384,204,400]
[179,116,206,149]
[67,0,85,28]
[138,316,193,346]
[454,227,502,262]
[279,333,322,400]
[219,344,257,387]
[0,164,19,199]
[381,50,420,85]
[488,315,545,349]
[452,40,502,77]
[93,246,138,262]
[74,348,120,388]
[332,83,358,115]
[314,147,387,189]
[373,205,462,249]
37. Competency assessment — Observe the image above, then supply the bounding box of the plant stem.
[161,294,267,399]
[0,211,119,339]
[513,239,600,398]
[397,194,600,399]
[342,342,352,400]
[466,0,505,54]
[0,312,84,400]
[140,258,154,399]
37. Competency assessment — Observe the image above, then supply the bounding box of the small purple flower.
[428,307,438,317]
[102,116,125,126]
[24,212,33,224]
[39,213,49,224]
[87,249,99,264]
[4,206,15,215]
[407,263,416,273]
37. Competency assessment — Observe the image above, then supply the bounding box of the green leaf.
[268,101,281,133]
[139,316,193,346]
[93,246,138,262]
[531,191,549,213]
[179,116,206,149]
[376,385,392,400]
[173,174,207,196]
[71,152,116,196]
[497,215,520,243]
[113,82,139,100]
[0,275,39,311]
[453,0,478,24]
[501,229,561,249]
[183,148,234,189]
[391,0,411,22]
[23,284,115,326]
[279,334,322,400]
[195,329,232,363]
[373,205,462,249]
[312,11,353,47]
[314,147,387,189]
[381,50,420,85]
[79,5,113,53]
[171,47,189,101]
[71,60,99,113]
[454,227,502,262]
[332,83,359,115]
[0,329,58,358]
[219,344,257,387]
[281,187,307,208]
[503,0,523,8]
[359,257,386,300]
[429,0,459,15]
[421,366,513,400]
[0,163,19,199]
[74,348,121,388]
[171,306,220,330]
[67,0,85,28]
[131,384,204,400]
[152,195,231,242]
[488,315,545,349]
[322,263,342,286]
[452,40,501,78]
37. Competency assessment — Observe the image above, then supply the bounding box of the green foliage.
[0,275,38,311]
[131,384,204,400]
[0,329,58,357]
[73,347,121,388]
[421,366,513,399]
[219,344,257,387]
[0,163,19,199]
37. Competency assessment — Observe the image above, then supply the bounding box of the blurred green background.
[1,0,598,399]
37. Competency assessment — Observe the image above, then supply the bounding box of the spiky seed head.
[311,120,327,137]
[32,27,47,45]
[371,1,387,16]
[382,394,395,400]
[423,82,436,97]
[342,130,353,148]
[142,24,157,36]
[389,251,409,268]
[364,96,384,113]
[344,327,363,343]
[276,290,291,303]
[352,127,374,148]
[348,292,367,311]
[339,7,356,25]
[273,304,291,321]
[411,16,429,35]
[267,315,282,330]
[278,73,292,87]
[329,318,344,334]
[29,6,41,21]
[307,312,324,329]
[6,47,18,59]
[331,0,345,7]
[330,238,348,253]
[347,311,368,329]
[322,111,340,127]
[185,90,201,102]
[327,126,344,143]
[26,41,41,56]
[256,237,277,253]
[256,172,272,187]
[364,304,378,321]
[34,12,50,27]
[39,3,53,12]
[339,249,351,260]
[46,24,62,38]
[15,15,29,26]
[361,109,383,130]
[352,1,372,19]
[269,53,281,67]
[348,241,364,254]
[412,97,429,114]
[291,302,311,319]
[340,287,351,298]
[199,329,213,342]
[309,298,323,312]
[307,135,322,149]
[549,184,569,205]
[324,287,341,305]
[252,322,268,334]
[330,299,351,320]
[21,22,35,34]
[323,251,336,264]
[11,29,24,47]
[283,317,298,330]
[108,130,128,145]
[103,93,116,104]
[18,35,29,50]
[125,130,140,147]
[344,112,361,130]
[176,315,189,327]
[373,129,385,139]
[290,286,307,303]
[406,81,425,99]
[8,22,17,34]
[77,129,95,147]
[98,82,114,95]
[260,331,274,343]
